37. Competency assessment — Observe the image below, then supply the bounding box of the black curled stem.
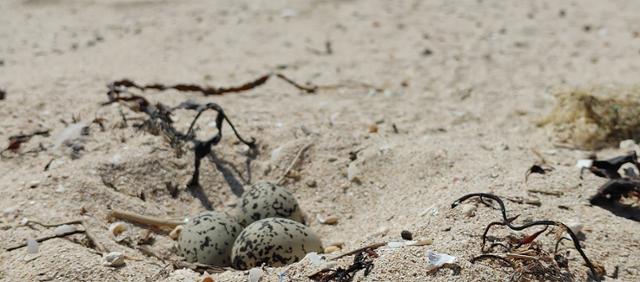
[452,193,600,281]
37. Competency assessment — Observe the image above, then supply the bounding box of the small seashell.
[54,224,76,235]
[103,252,125,267]
[109,222,128,237]
[324,245,341,254]
[248,267,263,282]
[26,238,39,254]
[169,225,183,240]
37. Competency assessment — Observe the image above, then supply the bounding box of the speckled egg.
[236,181,305,226]
[178,211,243,266]
[231,217,323,270]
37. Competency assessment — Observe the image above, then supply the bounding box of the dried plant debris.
[108,72,317,96]
[103,87,256,191]
[525,164,554,182]
[539,87,640,149]
[309,249,378,282]
[1,129,50,157]
[451,193,602,281]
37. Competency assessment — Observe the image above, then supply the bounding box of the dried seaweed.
[525,164,554,182]
[451,193,601,281]
[108,72,317,96]
[582,153,640,220]
[309,249,377,282]
[1,129,50,157]
[103,87,256,190]
[584,152,639,179]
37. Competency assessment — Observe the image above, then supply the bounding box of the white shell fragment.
[426,250,456,269]
[248,268,264,282]
[103,252,125,267]
[576,159,593,169]
[566,219,583,234]
[304,252,323,266]
[54,224,77,235]
[26,238,39,254]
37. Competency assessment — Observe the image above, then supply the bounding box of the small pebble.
[460,204,476,217]
[305,180,317,188]
[29,181,40,188]
[317,215,338,225]
[401,230,413,240]
[3,207,19,218]
[103,252,125,267]
[620,139,638,150]
[55,184,65,193]
[347,163,360,182]
[324,245,341,253]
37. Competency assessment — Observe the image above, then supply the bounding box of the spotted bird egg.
[236,181,305,226]
[231,217,323,270]
[178,211,243,266]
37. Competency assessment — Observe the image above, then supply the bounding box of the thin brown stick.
[330,242,387,261]
[82,221,108,253]
[109,209,183,228]
[527,189,563,196]
[171,260,228,274]
[26,219,83,228]
[6,230,85,251]
[276,142,313,185]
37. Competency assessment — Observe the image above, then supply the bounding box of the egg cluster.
[177,181,323,269]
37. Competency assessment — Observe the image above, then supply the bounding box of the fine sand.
[1,0,640,281]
